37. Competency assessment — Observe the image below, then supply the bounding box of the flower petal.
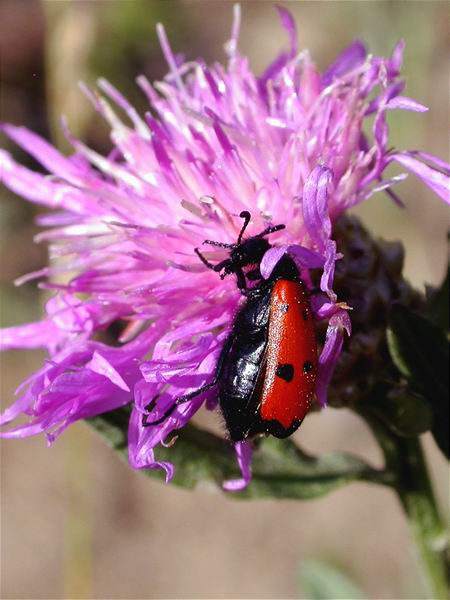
[0,320,60,351]
[316,310,352,407]
[322,40,367,86]
[1,124,85,184]
[302,166,333,248]
[86,351,131,392]
[260,246,288,279]
[127,407,175,481]
[260,245,325,280]
[276,5,298,56]
[386,96,428,112]
[320,240,338,300]
[391,153,450,204]
[223,440,253,491]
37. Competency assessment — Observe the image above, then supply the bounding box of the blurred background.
[0,1,448,598]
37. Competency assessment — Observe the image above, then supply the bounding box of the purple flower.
[1,7,448,491]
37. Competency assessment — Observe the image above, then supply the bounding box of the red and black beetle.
[143,211,318,441]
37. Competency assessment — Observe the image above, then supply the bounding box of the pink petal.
[302,166,333,248]
[391,153,450,204]
[316,310,352,407]
[223,440,253,491]
[86,351,131,391]
[386,96,428,112]
[322,40,367,86]
[0,320,59,350]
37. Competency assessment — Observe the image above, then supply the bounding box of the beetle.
[142,211,318,441]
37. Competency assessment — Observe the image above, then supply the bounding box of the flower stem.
[363,411,449,599]
[396,437,449,600]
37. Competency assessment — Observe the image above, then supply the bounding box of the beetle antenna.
[237,211,251,244]
[203,240,235,248]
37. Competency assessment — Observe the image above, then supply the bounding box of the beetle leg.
[194,247,216,269]
[142,381,218,427]
[142,336,233,428]
[194,248,230,274]
[235,267,247,291]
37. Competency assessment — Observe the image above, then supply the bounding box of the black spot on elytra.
[303,360,314,374]
[302,308,309,321]
[280,303,289,313]
[276,363,294,382]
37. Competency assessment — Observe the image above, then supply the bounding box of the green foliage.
[298,560,366,600]
[387,303,449,457]
[426,267,449,332]
[367,382,433,438]
[88,408,389,500]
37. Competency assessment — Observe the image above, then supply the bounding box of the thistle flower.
[1,6,448,491]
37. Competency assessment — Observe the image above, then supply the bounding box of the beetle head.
[195,211,285,288]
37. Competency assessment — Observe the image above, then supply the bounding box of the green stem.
[363,411,449,599]
[396,437,449,600]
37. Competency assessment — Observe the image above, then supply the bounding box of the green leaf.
[367,383,433,438]
[387,304,449,457]
[88,408,390,499]
[298,560,366,600]
[426,267,449,332]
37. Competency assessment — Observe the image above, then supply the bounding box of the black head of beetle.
[195,211,285,293]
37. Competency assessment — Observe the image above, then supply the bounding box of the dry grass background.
[1,1,448,598]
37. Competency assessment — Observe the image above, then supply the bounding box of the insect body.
[217,254,317,440]
[143,212,318,441]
